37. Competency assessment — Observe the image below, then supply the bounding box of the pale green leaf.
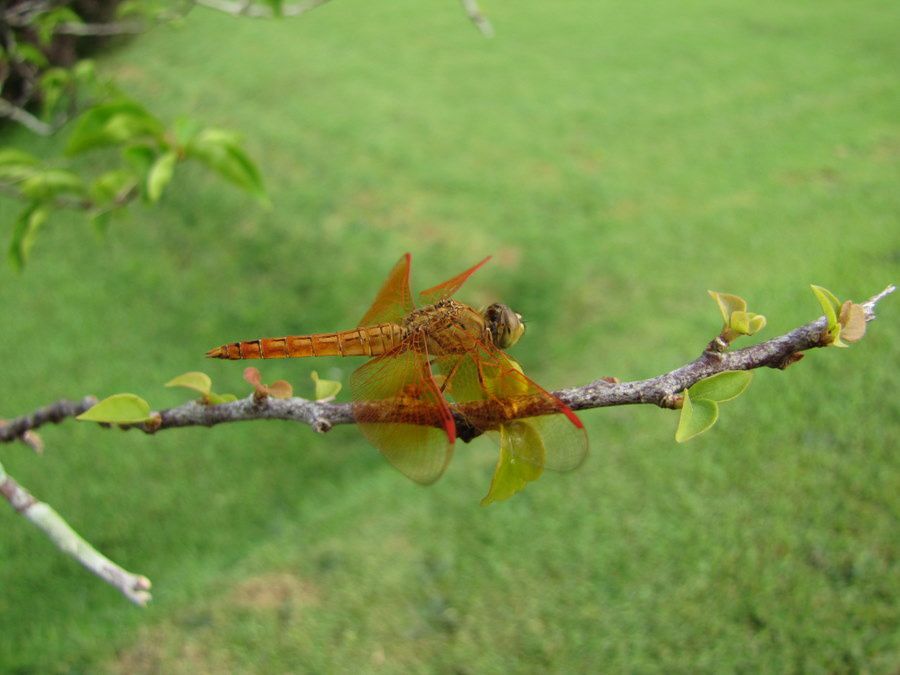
[311,371,341,401]
[207,392,238,404]
[76,393,154,424]
[730,310,751,335]
[708,290,747,324]
[481,421,545,506]
[90,169,137,204]
[165,371,212,396]
[8,203,49,270]
[40,67,72,119]
[146,151,178,203]
[0,150,39,183]
[20,169,85,200]
[185,129,268,204]
[122,144,157,174]
[675,390,719,443]
[13,43,49,68]
[0,149,40,167]
[748,314,767,335]
[66,100,165,155]
[811,285,841,329]
[688,371,752,403]
[829,324,848,348]
[34,7,82,45]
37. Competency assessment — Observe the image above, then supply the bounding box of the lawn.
[0,0,898,671]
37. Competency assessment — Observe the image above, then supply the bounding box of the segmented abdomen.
[206,323,403,360]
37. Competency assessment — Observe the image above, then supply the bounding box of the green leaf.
[66,100,165,155]
[76,393,154,424]
[8,203,49,270]
[73,59,97,84]
[0,149,40,182]
[310,371,341,401]
[90,169,137,204]
[688,371,752,403]
[730,310,751,335]
[675,390,719,443]
[0,149,39,167]
[40,67,72,119]
[708,290,747,324]
[811,285,841,329]
[207,392,238,404]
[829,324,848,348]
[748,314,767,334]
[12,43,49,69]
[33,7,82,45]
[19,169,85,200]
[481,421,545,506]
[185,129,268,204]
[122,144,157,174]
[146,151,178,203]
[165,371,212,396]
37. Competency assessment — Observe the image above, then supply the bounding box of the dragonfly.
[207,254,588,504]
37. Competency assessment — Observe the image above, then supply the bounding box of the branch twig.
[103,284,894,441]
[0,397,97,443]
[459,0,494,37]
[55,20,146,36]
[0,97,54,135]
[0,462,152,605]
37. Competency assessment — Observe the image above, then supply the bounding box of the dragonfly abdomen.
[207,323,403,360]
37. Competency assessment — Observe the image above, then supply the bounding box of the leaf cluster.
[2,98,267,268]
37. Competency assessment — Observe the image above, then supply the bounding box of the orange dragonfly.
[207,254,587,504]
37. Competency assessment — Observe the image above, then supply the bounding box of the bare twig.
[0,396,97,443]
[459,0,494,37]
[0,97,54,135]
[99,284,893,442]
[0,462,152,605]
[55,20,146,36]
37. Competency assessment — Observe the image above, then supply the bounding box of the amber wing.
[435,340,588,472]
[358,253,416,327]
[351,332,456,485]
[418,256,491,306]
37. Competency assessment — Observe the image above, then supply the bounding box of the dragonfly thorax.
[402,299,489,355]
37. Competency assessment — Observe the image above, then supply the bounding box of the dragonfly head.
[484,303,526,349]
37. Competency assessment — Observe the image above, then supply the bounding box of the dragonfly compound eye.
[484,303,526,349]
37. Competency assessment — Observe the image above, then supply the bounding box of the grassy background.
[1,0,898,671]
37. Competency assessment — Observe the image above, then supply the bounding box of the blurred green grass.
[0,0,898,671]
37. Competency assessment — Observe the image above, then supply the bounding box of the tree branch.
[55,20,146,36]
[0,97,54,135]
[459,0,494,37]
[98,284,893,442]
[0,461,152,605]
[0,397,97,443]
[0,285,891,604]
